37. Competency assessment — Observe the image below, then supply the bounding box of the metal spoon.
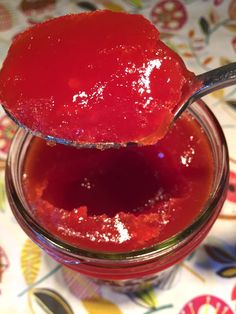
[174,62,236,120]
[4,62,236,149]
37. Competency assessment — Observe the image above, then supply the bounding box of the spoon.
[174,62,236,120]
[4,62,236,149]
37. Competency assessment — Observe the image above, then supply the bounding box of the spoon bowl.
[4,62,236,149]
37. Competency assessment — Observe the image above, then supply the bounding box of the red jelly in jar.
[22,112,214,253]
[0,11,201,146]
[6,99,228,288]
[6,100,228,288]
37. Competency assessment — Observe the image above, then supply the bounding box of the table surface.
[0,0,236,313]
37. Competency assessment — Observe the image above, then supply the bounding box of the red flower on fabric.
[232,37,236,53]
[232,284,236,300]
[180,295,234,314]
[0,246,9,293]
[0,115,17,156]
[0,5,12,31]
[151,0,187,31]
[214,0,223,5]
[19,0,56,16]
[227,171,236,203]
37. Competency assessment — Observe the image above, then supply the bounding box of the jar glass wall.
[5,100,229,291]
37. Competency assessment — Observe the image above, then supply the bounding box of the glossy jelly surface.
[0,11,200,145]
[22,113,214,252]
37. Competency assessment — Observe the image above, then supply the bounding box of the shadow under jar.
[5,100,229,291]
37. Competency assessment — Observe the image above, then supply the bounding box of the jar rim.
[5,99,229,262]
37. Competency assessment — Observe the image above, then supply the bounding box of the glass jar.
[5,100,229,291]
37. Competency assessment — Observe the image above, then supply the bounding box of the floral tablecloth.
[0,0,236,313]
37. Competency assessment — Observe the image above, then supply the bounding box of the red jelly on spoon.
[0,10,201,146]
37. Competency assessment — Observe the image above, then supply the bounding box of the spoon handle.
[174,62,236,120]
[196,62,236,98]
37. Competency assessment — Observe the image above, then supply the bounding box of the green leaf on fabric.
[21,239,42,286]
[204,244,236,264]
[128,286,158,309]
[224,23,236,32]
[226,100,236,112]
[220,57,232,66]
[135,287,158,308]
[0,176,6,212]
[217,266,236,278]
[76,2,97,11]
[125,0,142,8]
[199,17,210,35]
[31,288,74,314]
[82,298,122,314]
